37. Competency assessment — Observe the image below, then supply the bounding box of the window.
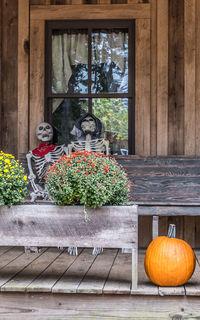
[45,20,135,155]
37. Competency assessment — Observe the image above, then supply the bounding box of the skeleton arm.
[26,151,48,202]
[26,152,38,193]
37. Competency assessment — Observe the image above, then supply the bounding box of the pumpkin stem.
[167,224,176,238]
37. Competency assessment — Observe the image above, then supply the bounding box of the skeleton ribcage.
[32,146,64,180]
[70,139,107,154]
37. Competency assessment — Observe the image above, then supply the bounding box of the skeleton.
[25,122,68,253]
[68,114,109,155]
[26,122,68,202]
[68,113,109,256]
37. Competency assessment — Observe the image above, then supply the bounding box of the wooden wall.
[0,0,18,156]
[1,0,200,247]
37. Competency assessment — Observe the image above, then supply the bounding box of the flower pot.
[0,203,138,289]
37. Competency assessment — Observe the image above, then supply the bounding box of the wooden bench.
[117,155,200,241]
[0,204,138,289]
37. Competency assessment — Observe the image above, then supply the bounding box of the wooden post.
[152,215,159,239]
[131,247,138,290]
[18,0,30,156]
[157,0,168,155]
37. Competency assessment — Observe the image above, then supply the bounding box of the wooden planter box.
[0,204,138,289]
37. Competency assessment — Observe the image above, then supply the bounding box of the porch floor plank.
[0,248,44,290]
[2,248,61,292]
[158,285,185,296]
[77,249,118,294]
[103,250,132,294]
[0,247,199,296]
[52,248,96,293]
[26,248,65,292]
[0,246,14,257]
[131,250,159,295]
[25,248,78,293]
[0,247,24,271]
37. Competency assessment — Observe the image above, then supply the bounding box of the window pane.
[52,30,88,94]
[91,29,128,94]
[93,98,128,155]
[51,98,88,145]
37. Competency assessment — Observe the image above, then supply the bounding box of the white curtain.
[52,31,128,112]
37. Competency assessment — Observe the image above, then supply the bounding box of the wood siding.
[0,0,18,156]
[1,0,200,247]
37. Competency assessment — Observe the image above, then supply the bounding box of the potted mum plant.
[45,150,132,219]
[0,151,28,206]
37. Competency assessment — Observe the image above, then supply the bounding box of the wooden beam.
[1,0,18,156]
[30,19,45,149]
[18,0,30,156]
[156,0,168,155]
[184,0,196,155]
[1,293,200,318]
[135,19,151,156]
[30,4,151,20]
[168,0,184,155]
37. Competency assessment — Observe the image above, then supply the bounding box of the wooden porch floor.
[0,246,199,296]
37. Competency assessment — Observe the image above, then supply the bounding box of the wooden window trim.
[30,4,150,21]
[29,4,151,152]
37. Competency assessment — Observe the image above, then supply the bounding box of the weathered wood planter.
[0,204,138,289]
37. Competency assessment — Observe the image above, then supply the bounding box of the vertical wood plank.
[0,0,2,149]
[152,216,158,239]
[156,0,168,155]
[135,19,151,156]
[18,0,30,155]
[139,216,152,248]
[1,0,18,155]
[150,0,157,155]
[195,216,200,248]
[168,0,184,155]
[184,216,195,248]
[30,19,45,149]
[196,0,200,155]
[184,0,196,248]
[184,0,196,155]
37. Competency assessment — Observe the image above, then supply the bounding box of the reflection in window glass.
[52,98,88,145]
[91,29,128,93]
[52,30,88,94]
[93,98,128,155]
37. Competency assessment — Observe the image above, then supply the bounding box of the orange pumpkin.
[144,224,196,286]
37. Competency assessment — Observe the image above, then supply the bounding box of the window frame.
[45,19,135,154]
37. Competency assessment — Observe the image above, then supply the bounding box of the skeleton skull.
[36,122,53,142]
[80,116,96,134]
